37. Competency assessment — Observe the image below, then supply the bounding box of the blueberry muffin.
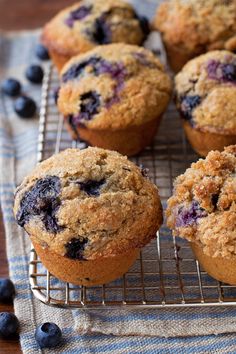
[14,147,162,286]
[166,146,236,284]
[154,0,236,72]
[57,43,172,156]
[175,50,236,157]
[42,0,150,71]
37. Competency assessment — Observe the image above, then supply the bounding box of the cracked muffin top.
[154,0,236,55]
[42,0,149,57]
[166,145,236,259]
[57,43,172,131]
[14,148,162,260]
[175,50,236,134]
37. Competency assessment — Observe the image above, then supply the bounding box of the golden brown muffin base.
[191,243,236,285]
[183,121,236,157]
[164,43,195,73]
[33,242,140,286]
[66,116,162,156]
[48,48,71,72]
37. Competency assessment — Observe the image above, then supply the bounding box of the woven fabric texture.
[1,1,236,353]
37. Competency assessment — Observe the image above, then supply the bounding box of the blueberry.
[25,65,44,84]
[207,60,236,83]
[16,176,62,233]
[0,279,15,302]
[180,95,201,121]
[76,179,105,196]
[2,78,21,97]
[222,64,236,82]
[176,201,207,227]
[65,237,88,260]
[91,16,111,44]
[35,322,62,348]
[65,5,92,27]
[35,44,50,60]
[211,194,219,209]
[72,91,101,123]
[0,312,19,337]
[14,96,37,118]
[62,56,102,82]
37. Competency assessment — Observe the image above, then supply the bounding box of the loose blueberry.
[16,176,62,233]
[76,179,105,196]
[176,201,207,228]
[35,44,50,60]
[180,95,201,121]
[65,237,88,260]
[14,96,37,118]
[0,312,19,338]
[35,322,62,348]
[2,78,21,97]
[65,5,92,27]
[0,279,15,302]
[25,65,44,84]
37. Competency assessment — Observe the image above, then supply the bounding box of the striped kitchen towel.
[1,1,236,353]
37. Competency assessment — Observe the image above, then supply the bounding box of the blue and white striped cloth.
[1,2,236,353]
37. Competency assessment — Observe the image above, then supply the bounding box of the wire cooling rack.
[29,64,236,309]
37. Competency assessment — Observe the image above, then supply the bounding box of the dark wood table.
[0,2,75,352]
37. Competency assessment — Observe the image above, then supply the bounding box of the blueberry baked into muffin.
[175,50,236,157]
[154,0,236,72]
[14,148,162,286]
[57,43,172,156]
[166,146,236,285]
[42,0,150,71]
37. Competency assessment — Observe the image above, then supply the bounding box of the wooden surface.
[0,0,76,30]
[0,1,77,352]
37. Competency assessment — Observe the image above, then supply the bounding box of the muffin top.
[166,145,236,259]
[175,50,236,134]
[57,44,172,132]
[42,0,149,57]
[154,0,236,54]
[14,148,162,260]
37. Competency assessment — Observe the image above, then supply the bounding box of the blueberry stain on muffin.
[176,201,207,228]
[65,237,88,260]
[65,5,92,28]
[62,56,126,85]
[179,95,201,121]
[207,60,236,83]
[76,179,105,196]
[91,15,111,44]
[132,52,156,68]
[62,56,103,82]
[211,194,219,209]
[79,91,101,120]
[58,44,172,154]
[64,59,127,122]
[16,176,62,233]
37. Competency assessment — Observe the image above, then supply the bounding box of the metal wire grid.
[29,64,236,309]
